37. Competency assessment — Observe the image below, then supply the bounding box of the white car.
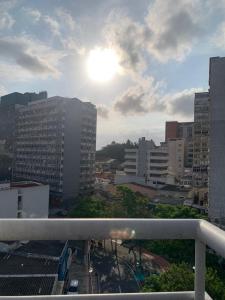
[67,279,79,294]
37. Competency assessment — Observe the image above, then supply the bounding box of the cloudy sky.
[1,0,225,149]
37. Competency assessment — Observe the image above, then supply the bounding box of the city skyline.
[1,0,225,148]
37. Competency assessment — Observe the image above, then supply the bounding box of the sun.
[86,47,119,82]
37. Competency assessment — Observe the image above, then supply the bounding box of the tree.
[142,263,194,292]
[116,186,149,218]
[142,263,225,300]
[152,204,207,219]
[69,196,109,218]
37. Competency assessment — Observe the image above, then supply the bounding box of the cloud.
[104,14,147,74]
[104,0,206,72]
[55,7,76,31]
[0,36,64,78]
[43,15,61,36]
[212,21,225,49]
[0,0,15,29]
[0,85,7,96]
[0,11,15,29]
[22,7,41,22]
[114,74,201,118]
[97,106,109,118]
[165,88,203,117]
[145,0,204,62]
[114,76,162,115]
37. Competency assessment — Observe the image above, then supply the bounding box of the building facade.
[0,181,49,218]
[13,96,97,199]
[208,57,225,223]
[165,121,193,168]
[0,92,47,154]
[192,92,209,207]
[124,137,184,187]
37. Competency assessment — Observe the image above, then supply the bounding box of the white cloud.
[0,35,65,79]
[103,0,207,71]
[0,85,7,96]
[145,0,204,62]
[164,88,203,117]
[43,15,61,36]
[0,11,15,29]
[114,76,163,115]
[22,7,41,22]
[104,13,147,75]
[55,7,76,31]
[0,0,16,30]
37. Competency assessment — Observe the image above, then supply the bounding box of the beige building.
[123,137,184,187]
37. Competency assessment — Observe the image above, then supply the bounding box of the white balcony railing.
[0,218,224,299]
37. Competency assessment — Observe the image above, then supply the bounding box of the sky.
[1,0,225,149]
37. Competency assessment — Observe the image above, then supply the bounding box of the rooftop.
[0,276,56,296]
[0,253,58,275]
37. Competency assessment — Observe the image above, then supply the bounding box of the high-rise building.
[165,121,193,168]
[0,91,47,154]
[192,92,209,207]
[209,57,225,223]
[13,96,97,200]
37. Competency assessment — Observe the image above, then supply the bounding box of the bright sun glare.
[87,47,119,82]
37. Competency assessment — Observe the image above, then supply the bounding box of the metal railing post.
[195,239,206,300]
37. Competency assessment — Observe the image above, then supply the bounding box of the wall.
[0,189,18,218]
[0,185,49,218]
[21,185,49,218]
[209,57,225,223]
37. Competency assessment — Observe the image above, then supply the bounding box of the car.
[67,279,79,294]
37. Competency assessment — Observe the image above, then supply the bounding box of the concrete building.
[165,121,193,168]
[13,96,97,200]
[209,57,225,223]
[0,181,49,218]
[192,92,209,207]
[0,91,47,154]
[123,137,184,187]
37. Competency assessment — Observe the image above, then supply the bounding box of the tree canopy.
[142,263,225,300]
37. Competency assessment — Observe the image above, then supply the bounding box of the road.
[90,242,139,293]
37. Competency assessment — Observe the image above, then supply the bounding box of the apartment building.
[165,121,193,168]
[13,96,97,199]
[192,92,209,207]
[124,137,184,187]
[209,57,225,223]
[0,181,49,218]
[0,91,47,154]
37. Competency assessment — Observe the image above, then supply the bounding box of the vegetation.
[142,263,225,300]
[69,187,225,299]
[96,140,136,162]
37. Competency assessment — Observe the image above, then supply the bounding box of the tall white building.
[0,181,49,218]
[13,96,97,200]
[124,137,184,187]
[209,57,225,223]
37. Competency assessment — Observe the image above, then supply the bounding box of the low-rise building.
[123,137,184,188]
[0,181,49,218]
